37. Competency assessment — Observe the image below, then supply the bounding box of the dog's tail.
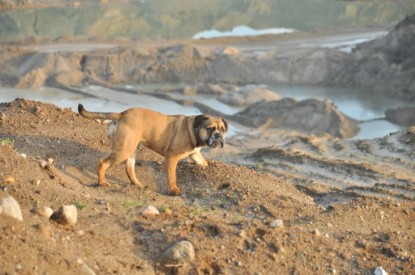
[78,104,122,120]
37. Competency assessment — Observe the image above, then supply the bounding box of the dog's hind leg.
[126,153,142,188]
[98,133,139,187]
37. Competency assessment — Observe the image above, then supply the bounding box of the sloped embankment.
[245,131,415,206]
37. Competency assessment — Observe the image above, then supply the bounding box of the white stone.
[36,206,54,219]
[80,264,96,275]
[374,266,388,275]
[50,205,77,225]
[141,205,160,218]
[0,196,23,221]
[270,219,284,228]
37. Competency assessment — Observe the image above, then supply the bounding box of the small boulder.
[50,205,78,226]
[0,196,23,221]
[34,206,54,219]
[374,266,388,275]
[161,241,195,264]
[141,205,160,218]
[218,85,281,106]
[385,106,415,126]
[269,219,284,228]
[235,98,359,138]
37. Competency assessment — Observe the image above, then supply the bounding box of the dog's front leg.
[166,156,181,196]
[189,150,208,166]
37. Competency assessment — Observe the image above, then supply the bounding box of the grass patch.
[73,200,88,210]
[256,161,265,168]
[229,192,239,203]
[0,138,14,146]
[122,200,145,208]
[189,206,209,216]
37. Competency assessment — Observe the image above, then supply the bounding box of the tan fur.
[78,104,228,195]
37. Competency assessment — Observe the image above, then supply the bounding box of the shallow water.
[269,84,411,139]
[0,84,411,140]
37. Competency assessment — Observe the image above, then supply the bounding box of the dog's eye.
[207,127,216,132]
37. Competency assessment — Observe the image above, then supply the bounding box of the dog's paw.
[170,187,181,196]
[99,181,111,187]
[133,182,143,189]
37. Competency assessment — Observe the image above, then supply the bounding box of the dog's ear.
[194,115,210,128]
[222,118,228,132]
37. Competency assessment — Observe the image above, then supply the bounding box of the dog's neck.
[193,125,205,147]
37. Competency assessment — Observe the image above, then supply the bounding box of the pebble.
[238,229,247,238]
[141,205,160,218]
[270,219,284,228]
[161,241,195,264]
[4,176,16,184]
[374,266,388,275]
[35,206,54,219]
[0,196,23,221]
[50,205,78,225]
[313,229,321,236]
[80,264,96,275]
[164,208,173,217]
[39,160,48,168]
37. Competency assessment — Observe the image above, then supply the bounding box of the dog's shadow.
[4,134,170,194]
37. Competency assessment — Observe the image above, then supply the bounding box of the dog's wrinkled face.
[194,115,228,148]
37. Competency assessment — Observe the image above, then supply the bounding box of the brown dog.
[78,104,228,195]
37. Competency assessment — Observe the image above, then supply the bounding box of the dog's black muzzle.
[206,132,225,148]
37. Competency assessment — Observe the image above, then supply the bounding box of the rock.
[161,241,195,264]
[4,176,16,184]
[182,85,198,95]
[312,228,321,236]
[196,83,230,95]
[235,98,359,138]
[50,205,78,226]
[374,266,388,275]
[80,264,96,275]
[39,160,49,168]
[270,219,284,228]
[34,206,54,219]
[0,196,23,221]
[385,106,415,126]
[218,85,281,106]
[238,230,247,238]
[221,46,241,56]
[163,208,173,217]
[141,205,160,218]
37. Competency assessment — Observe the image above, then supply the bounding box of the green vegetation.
[0,138,14,146]
[73,200,88,210]
[189,206,209,216]
[122,200,145,208]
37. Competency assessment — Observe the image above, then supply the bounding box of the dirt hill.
[0,99,414,274]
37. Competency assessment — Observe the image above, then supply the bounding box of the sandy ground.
[0,96,414,274]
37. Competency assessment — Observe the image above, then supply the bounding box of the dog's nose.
[214,133,221,139]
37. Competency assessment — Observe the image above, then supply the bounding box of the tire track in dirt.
[243,130,415,206]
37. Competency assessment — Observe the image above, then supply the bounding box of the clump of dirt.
[0,99,414,274]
